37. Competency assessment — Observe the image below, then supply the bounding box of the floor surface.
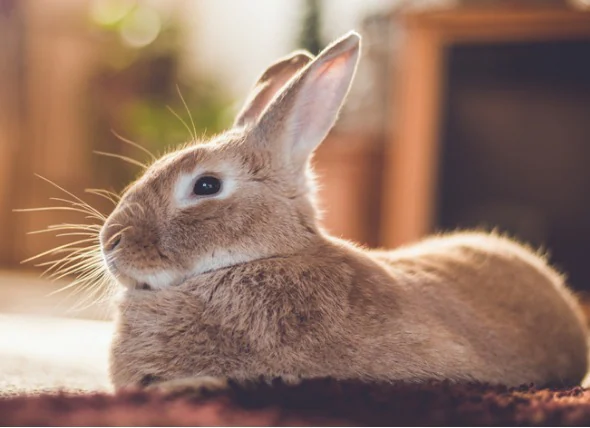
[0,271,113,395]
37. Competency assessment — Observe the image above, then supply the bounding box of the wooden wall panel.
[315,132,384,247]
[0,3,23,265]
[11,0,105,266]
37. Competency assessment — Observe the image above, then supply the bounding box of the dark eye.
[193,176,221,196]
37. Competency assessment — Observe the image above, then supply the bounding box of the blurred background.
[1,0,590,320]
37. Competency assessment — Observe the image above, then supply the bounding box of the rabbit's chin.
[109,248,265,291]
[110,268,186,291]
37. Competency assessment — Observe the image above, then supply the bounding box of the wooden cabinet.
[314,132,384,247]
[380,4,590,248]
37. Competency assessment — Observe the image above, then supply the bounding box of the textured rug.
[1,378,590,426]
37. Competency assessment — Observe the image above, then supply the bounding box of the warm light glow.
[90,0,136,26]
[120,6,162,48]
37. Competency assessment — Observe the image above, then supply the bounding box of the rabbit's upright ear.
[256,31,360,168]
[234,51,314,128]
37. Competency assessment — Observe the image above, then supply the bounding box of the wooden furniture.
[0,2,24,265]
[314,132,384,247]
[380,4,590,248]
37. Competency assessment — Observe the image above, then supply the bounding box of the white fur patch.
[129,269,182,290]
[191,248,259,276]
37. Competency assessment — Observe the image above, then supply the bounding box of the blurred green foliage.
[88,0,232,156]
[125,86,232,153]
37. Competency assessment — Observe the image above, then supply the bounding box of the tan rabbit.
[102,31,589,391]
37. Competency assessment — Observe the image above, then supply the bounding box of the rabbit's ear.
[256,31,360,167]
[234,51,314,128]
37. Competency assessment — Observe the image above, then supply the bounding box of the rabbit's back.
[372,232,589,386]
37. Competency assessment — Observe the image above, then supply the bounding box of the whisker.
[34,247,98,263]
[87,188,121,200]
[48,223,102,229]
[49,257,103,283]
[35,255,85,269]
[16,176,116,312]
[105,226,132,250]
[121,201,144,216]
[27,227,96,236]
[85,188,119,206]
[49,197,106,221]
[27,223,102,236]
[48,261,99,283]
[69,286,106,312]
[32,249,98,277]
[49,267,104,297]
[105,222,124,230]
[118,202,135,218]
[166,105,195,141]
[69,276,115,313]
[42,259,100,283]
[118,201,142,218]
[67,264,105,288]
[45,251,104,289]
[111,129,157,162]
[44,246,101,270]
[38,251,98,276]
[21,238,99,264]
[39,242,99,260]
[14,206,104,222]
[176,85,197,142]
[32,174,107,219]
[48,195,106,220]
[55,232,100,238]
[93,151,148,169]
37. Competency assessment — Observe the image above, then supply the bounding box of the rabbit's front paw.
[146,376,228,399]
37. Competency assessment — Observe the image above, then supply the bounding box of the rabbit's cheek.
[102,244,185,290]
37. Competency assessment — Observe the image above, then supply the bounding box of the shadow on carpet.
[1,378,590,426]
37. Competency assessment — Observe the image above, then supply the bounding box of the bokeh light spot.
[90,0,136,26]
[120,6,161,48]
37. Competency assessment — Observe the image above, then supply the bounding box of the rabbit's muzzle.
[100,204,181,290]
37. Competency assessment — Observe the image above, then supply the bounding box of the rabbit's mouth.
[125,279,152,291]
[137,282,152,291]
[104,258,183,291]
[115,274,153,291]
[108,270,152,291]
[124,271,184,290]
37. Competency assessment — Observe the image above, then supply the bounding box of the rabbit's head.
[100,32,361,290]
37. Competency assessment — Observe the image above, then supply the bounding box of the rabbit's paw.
[146,376,229,399]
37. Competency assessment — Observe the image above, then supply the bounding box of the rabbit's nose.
[104,233,123,252]
[110,235,122,250]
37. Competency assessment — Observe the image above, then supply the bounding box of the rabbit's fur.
[103,32,589,389]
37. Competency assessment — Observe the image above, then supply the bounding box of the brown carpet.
[1,378,590,426]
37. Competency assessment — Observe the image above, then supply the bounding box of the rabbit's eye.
[194,176,221,196]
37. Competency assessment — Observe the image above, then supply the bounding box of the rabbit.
[101,31,589,392]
